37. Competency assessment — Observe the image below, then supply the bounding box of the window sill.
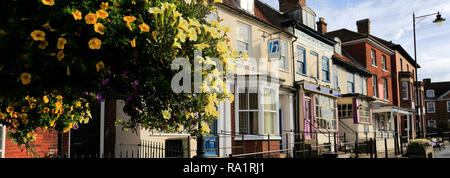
[357,122,372,125]
[382,69,388,72]
[279,68,289,73]
[372,65,378,68]
[296,72,308,77]
[235,135,282,141]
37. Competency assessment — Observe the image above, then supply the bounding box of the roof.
[255,1,336,46]
[219,0,293,36]
[326,29,420,68]
[333,50,372,77]
[425,81,450,99]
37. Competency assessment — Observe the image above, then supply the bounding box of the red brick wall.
[4,128,69,158]
[363,43,394,104]
[425,99,450,123]
[233,140,281,158]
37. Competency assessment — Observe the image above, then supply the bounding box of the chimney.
[317,17,327,35]
[356,19,370,35]
[423,78,431,88]
[279,0,306,13]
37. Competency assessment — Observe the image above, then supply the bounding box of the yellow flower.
[172,41,181,49]
[216,40,228,54]
[88,38,102,50]
[205,103,219,117]
[72,10,82,20]
[173,11,182,20]
[57,38,67,50]
[56,95,63,101]
[43,95,49,103]
[42,107,50,114]
[6,106,14,113]
[149,7,162,14]
[214,0,223,3]
[96,61,105,72]
[162,110,171,120]
[76,101,82,108]
[188,18,201,27]
[41,0,55,6]
[139,23,150,32]
[85,13,98,25]
[187,28,197,41]
[94,23,106,35]
[177,18,189,31]
[123,16,136,23]
[130,39,136,48]
[30,30,46,41]
[20,73,32,85]
[194,43,210,50]
[38,40,49,50]
[201,122,210,134]
[175,30,186,43]
[0,113,6,120]
[57,50,64,61]
[12,112,19,119]
[152,31,158,41]
[100,2,109,10]
[96,9,109,19]
[42,22,55,32]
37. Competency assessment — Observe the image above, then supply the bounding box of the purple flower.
[96,93,103,101]
[74,124,79,130]
[126,95,133,101]
[82,92,89,96]
[123,71,129,78]
[133,80,139,88]
[102,78,110,86]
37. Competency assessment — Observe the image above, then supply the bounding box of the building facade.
[423,78,450,131]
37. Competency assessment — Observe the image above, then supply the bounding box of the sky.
[260,0,450,82]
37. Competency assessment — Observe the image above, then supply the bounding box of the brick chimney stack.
[356,19,371,35]
[423,78,431,88]
[279,0,306,13]
[317,17,327,34]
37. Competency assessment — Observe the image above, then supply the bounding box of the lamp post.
[413,11,445,138]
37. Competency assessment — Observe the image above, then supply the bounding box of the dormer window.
[301,7,316,30]
[236,0,254,14]
[426,90,435,98]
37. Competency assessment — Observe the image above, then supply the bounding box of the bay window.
[359,100,370,123]
[315,95,337,130]
[263,88,276,135]
[239,88,258,135]
[402,81,409,101]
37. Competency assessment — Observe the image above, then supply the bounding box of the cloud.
[259,0,450,82]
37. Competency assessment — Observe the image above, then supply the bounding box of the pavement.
[434,144,450,158]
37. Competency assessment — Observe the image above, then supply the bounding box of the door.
[304,99,312,140]
[70,103,101,157]
[204,120,218,157]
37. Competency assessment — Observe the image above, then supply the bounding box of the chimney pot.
[317,17,327,34]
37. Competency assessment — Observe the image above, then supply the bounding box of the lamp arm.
[415,12,439,19]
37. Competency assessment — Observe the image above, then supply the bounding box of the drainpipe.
[291,22,300,156]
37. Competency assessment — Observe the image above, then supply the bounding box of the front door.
[204,120,218,157]
[304,99,312,140]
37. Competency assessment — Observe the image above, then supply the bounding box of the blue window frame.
[333,65,338,89]
[347,73,355,94]
[360,75,364,94]
[322,57,330,82]
[297,46,306,75]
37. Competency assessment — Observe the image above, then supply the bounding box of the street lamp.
[413,11,446,138]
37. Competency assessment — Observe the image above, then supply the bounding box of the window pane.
[249,111,258,135]
[264,112,275,134]
[239,93,248,110]
[249,93,258,110]
[264,89,275,111]
[239,112,249,134]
